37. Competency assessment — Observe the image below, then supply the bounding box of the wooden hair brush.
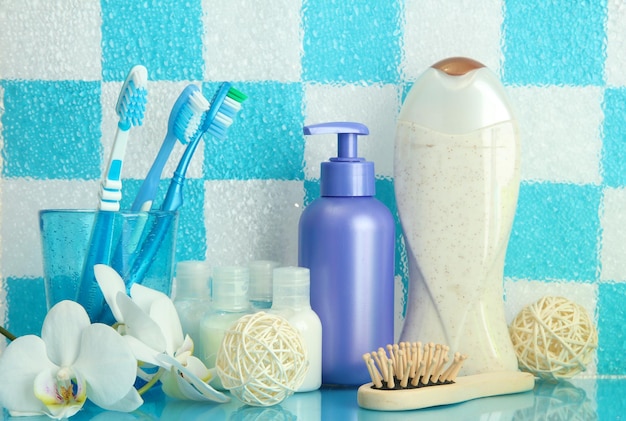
[357,342,535,411]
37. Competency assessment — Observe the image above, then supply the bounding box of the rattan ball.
[509,296,597,382]
[215,311,308,406]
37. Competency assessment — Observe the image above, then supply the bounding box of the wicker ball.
[509,296,597,382]
[216,311,308,406]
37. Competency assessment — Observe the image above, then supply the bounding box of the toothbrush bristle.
[117,65,148,128]
[363,342,467,391]
[174,90,210,144]
[205,86,247,140]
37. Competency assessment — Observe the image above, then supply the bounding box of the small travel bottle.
[248,260,279,310]
[173,260,211,348]
[270,266,322,392]
[198,266,250,390]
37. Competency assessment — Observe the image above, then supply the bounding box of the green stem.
[0,326,16,342]
[138,367,165,396]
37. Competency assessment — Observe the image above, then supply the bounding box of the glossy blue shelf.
[4,377,621,420]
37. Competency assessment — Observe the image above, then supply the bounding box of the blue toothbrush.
[123,83,248,287]
[77,65,148,320]
[131,84,210,212]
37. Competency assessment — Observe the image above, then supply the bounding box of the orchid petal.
[129,283,169,313]
[156,353,229,403]
[0,336,56,416]
[95,386,143,412]
[73,323,137,408]
[94,264,126,322]
[162,368,221,402]
[33,367,86,419]
[41,300,90,367]
[177,334,195,356]
[183,355,212,382]
[149,295,184,356]
[116,291,166,352]
[160,370,188,400]
[123,335,162,366]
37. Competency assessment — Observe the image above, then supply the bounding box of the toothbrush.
[77,65,148,320]
[130,84,211,212]
[123,83,247,287]
[357,342,535,411]
[109,84,212,279]
[161,83,247,211]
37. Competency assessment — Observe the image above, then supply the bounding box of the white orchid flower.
[94,264,229,403]
[0,300,141,419]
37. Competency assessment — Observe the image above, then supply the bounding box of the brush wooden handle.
[357,370,535,411]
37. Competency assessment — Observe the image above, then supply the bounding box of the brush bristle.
[174,90,211,144]
[205,87,247,140]
[363,342,467,390]
[117,65,148,128]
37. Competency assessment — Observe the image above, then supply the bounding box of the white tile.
[504,278,597,326]
[202,0,302,82]
[0,0,101,80]
[504,278,598,377]
[600,187,626,282]
[606,1,626,87]
[402,0,503,79]
[303,83,401,179]
[506,85,603,185]
[204,180,304,268]
[0,180,98,278]
[102,81,205,182]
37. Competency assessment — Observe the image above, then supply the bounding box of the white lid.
[272,266,311,306]
[212,266,250,310]
[175,260,210,297]
[248,260,279,300]
[399,57,514,134]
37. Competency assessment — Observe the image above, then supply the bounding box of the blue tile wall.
[1,80,102,179]
[502,0,607,86]
[101,0,205,81]
[602,88,626,188]
[505,182,602,282]
[203,82,305,180]
[302,0,402,83]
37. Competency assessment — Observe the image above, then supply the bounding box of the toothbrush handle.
[103,125,129,190]
[79,124,130,320]
[122,133,198,286]
[123,212,177,288]
[161,130,202,212]
[131,132,177,212]
[77,210,116,320]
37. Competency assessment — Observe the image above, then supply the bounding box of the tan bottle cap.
[431,57,485,76]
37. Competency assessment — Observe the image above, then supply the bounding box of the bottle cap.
[272,266,310,300]
[303,122,375,197]
[399,57,514,134]
[249,260,279,301]
[212,266,250,310]
[175,260,210,297]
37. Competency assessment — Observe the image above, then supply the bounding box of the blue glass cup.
[39,209,178,323]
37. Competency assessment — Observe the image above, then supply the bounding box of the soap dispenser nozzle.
[303,121,374,197]
[303,122,369,162]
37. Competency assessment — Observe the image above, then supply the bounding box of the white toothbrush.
[77,65,149,322]
[100,65,148,211]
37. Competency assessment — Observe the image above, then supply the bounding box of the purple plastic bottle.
[298,122,395,386]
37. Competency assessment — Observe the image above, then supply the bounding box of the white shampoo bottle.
[395,57,520,375]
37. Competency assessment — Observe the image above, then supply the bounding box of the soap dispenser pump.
[299,121,395,386]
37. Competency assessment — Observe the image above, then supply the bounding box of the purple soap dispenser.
[298,121,395,386]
